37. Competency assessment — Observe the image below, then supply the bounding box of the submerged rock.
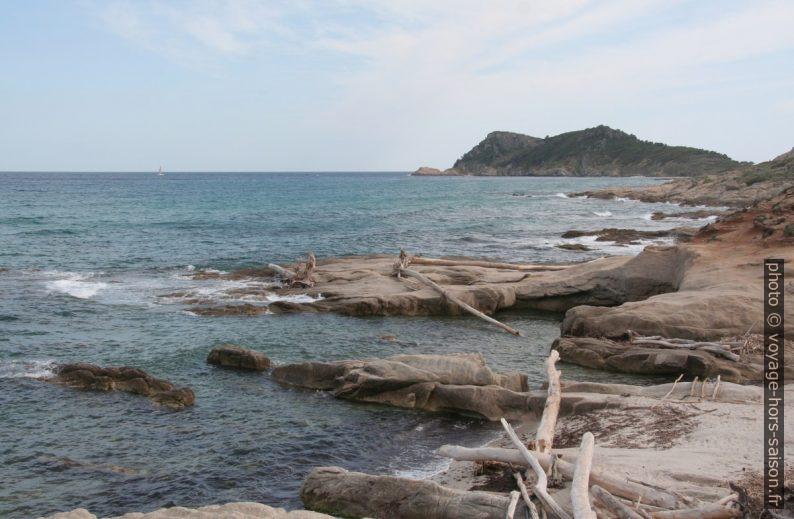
[207,344,271,371]
[272,353,530,420]
[560,227,696,244]
[651,210,720,220]
[556,243,592,251]
[48,364,195,409]
[189,304,269,316]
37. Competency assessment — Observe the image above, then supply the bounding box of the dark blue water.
[0,172,703,517]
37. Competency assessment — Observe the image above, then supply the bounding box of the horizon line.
[0,170,414,174]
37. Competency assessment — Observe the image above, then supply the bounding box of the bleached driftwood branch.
[409,256,570,271]
[269,252,316,288]
[535,350,562,453]
[590,485,644,519]
[661,374,684,400]
[628,333,739,362]
[514,473,540,519]
[398,266,522,336]
[501,418,572,519]
[571,432,596,519]
[650,504,740,519]
[392,249,412,278]
[507,491,521,519]
[268,263,296,280]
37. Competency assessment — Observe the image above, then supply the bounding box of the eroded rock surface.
[48,364,195,409]
[560,227,698,244]
[43,503,332,519]
[272,353,531,420]
[207,344,271,371]
[272,353,625,420]
[301,466,515,519]
[553,336,777,382]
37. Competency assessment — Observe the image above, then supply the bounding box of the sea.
[0,172,715,517]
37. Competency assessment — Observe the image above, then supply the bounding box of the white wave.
[592,211,612,217]
[559,234,674,256]
[265,293,324,304]
[45,273,107,299]
[642,213,654,221]
[186,264,196,271]
[614,196,632,202]
[0,359,57,379]
[393,458,451,480]
[554,192,569,198]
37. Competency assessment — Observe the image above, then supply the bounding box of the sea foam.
[45,273,107,299]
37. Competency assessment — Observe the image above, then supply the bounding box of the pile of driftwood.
[627,331,741,362]
[439,351,743,519]
[269,252,316,288]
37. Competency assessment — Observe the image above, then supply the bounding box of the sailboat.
[157,166,165,176]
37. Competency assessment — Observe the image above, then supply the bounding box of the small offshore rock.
[49,363,195,409]
[557,243,592,251]
[207,344,271,371]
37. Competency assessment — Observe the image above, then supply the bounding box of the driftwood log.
[437,446,679,509]
[507,491,520,519]
[650,504,741,519]
[398,266,522,336]
[501,418,572,519]
[515,473,540,519]
[409,256,570,272]
[628,333,740,362]
[590,485,644,519]
[535,350,562,453]
[571,432,596,519]
[300,466,519,519]
[269,253,316,288]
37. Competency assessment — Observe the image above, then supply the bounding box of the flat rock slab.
[272,352,530,420]
[553,336,792,383]
[47,364,195,409]
[43,503,332,519]
[207,344,271,371]
[301,466,516,519]
[271,352,627,420]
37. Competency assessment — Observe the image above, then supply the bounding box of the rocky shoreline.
[42,159,794,518]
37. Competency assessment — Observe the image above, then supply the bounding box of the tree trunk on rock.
[301,466,519,519]
[409,256,570,272]
[399,267,522,336]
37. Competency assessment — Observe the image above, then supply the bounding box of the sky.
[0,0,792,171]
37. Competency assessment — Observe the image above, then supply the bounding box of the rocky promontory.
[413,126,744,177]
[573,145,794,207]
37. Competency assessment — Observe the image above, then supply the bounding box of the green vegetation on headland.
[740,147,794,185]
[414,125,747,177]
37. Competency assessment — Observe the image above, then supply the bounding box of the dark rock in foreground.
[49,364,195,409]
[301,466,516,519]
[207,344,271,371]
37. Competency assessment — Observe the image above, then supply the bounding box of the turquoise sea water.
[0,172,704,517]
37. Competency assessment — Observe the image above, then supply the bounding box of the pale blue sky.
[1,0,792,171]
